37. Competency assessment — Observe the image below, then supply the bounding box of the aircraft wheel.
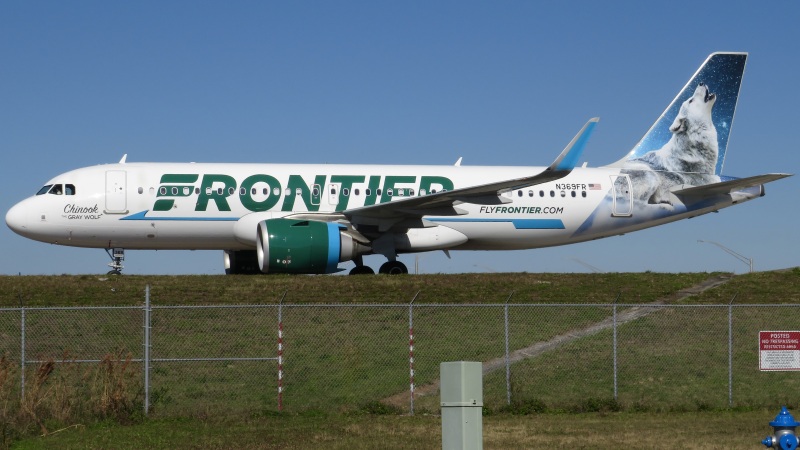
[379,261,408,275]
[349,266,375,275]
[107,270,122,276]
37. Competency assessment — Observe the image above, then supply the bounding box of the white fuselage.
[5,162,755,253]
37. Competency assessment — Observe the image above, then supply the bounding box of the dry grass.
[0,352,142,448]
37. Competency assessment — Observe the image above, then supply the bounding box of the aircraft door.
[327,183,340,207]
[105,170,128,214]
[610,174,632,217]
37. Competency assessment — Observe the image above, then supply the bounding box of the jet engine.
[255,218,369,274]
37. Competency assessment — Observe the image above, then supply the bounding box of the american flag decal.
[588,183,601,190]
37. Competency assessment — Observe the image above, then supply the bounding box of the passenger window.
[138,187,143,194]
[539,190,544,197]
[171,187,178,195]
[388,189,394,197]
[517,190,522,197]
[37,185,52,195]
[581,191,587,198]
[65,184,75,195]
[409,189,414,196]
[217,188,223,195]
[550,191,555,197]
[284,188,291,196]
[571,191,576,198]
[195,188,200,195]
[228,187,235,195]
[240,188,246,195]
[560,191,566,197]
[431,189,437,194]
[252,188,257,195]
[420,189,427,196]
[377,189,382,196]
[342,188,350,197]
[354,188,360,196]
[273,188,280,196]
[330,188,336,195]
[365,188,371,196]
[160,187,167,195]
[528,190,533,197]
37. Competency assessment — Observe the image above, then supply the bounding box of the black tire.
[378,261,408,275]
[349,266,375,275]
[107,270,122,276]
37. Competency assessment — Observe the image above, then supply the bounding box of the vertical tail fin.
[611,52,747,176]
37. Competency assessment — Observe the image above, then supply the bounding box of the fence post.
[278,291,286,412]
[19,295,25,402]
[144,284,151,416]
[409,291,419,416]
[613,292,620,401]
[504,291,515,406]
[728,292,737,408]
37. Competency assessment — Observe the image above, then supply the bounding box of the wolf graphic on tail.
[572,52,753,237]
[622,82,721,207]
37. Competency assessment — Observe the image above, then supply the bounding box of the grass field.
[0,272,722,306]
[0,269,798,448]
[11,410,785,449]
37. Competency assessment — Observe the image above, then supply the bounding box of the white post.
[441,361,483,450]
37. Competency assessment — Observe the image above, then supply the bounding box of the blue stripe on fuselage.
[428,218,564,229]
[120,211,238,221]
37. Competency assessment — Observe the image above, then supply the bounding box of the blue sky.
[1,1,797,275]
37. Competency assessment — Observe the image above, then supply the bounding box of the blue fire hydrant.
[763,406,799,450]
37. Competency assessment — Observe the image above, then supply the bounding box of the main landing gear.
[105,248,125,275]
[379,261,408,275]
[348,256,408,275]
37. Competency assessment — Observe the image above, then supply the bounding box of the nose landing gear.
[105,248,125,275]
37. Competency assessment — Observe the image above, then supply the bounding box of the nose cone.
[6,202,29,236]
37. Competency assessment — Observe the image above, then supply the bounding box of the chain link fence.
[2,289,800,417]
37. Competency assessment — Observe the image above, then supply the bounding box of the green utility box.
[440,361,483,450]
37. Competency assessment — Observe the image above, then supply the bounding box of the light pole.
[697,240,753,273]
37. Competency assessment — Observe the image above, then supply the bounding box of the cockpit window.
[38,184,76,195]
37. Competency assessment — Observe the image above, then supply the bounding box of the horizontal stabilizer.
[672,173,792,198]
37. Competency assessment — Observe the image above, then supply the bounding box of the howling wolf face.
[622,83,720,206]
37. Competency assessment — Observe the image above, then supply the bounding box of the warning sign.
[759,331,800,371]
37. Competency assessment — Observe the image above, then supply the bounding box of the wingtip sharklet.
[550,117,599,172]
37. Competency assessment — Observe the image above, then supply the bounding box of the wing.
[343,118,599,230]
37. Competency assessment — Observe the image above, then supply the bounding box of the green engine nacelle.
[255,218,365,274]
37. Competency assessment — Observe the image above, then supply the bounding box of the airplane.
[5,52,792,276]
